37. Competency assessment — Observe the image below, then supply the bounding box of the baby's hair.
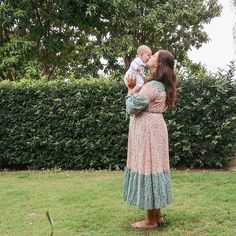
[137,45,151,55]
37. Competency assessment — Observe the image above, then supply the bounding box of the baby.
[124,45,152,94]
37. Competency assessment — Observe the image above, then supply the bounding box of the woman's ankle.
[147,210,157,225]
[145,218,157,226]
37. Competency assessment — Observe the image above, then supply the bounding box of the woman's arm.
[139,81,160,102]
[125,94,149,118]
[125,76,150,118]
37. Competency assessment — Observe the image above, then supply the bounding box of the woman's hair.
[152,50,177,108]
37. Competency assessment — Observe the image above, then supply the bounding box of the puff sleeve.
[125,94,149,119]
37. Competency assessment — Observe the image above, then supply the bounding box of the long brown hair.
[152,50,177,108]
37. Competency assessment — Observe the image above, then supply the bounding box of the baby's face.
[146,52,159,69]
[141,50,152,63]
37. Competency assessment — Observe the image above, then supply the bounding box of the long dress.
[123,80,172,210]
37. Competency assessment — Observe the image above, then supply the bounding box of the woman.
[123,49,177,229]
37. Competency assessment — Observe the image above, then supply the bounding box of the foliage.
[166,62,236,168]
[0,0,222,79]
[93,0,222,72]
[0,0,100,80]
[0,68,235,169]
[232,0,236,49]
[0,78,128,170]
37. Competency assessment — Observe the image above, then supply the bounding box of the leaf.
[46,211,54,236]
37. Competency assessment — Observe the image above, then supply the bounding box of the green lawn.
[0,170,235,236]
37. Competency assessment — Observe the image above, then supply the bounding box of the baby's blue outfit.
[124,57,146,88]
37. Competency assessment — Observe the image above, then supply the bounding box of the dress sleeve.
[125,94,149,119]
[138,81,160,102]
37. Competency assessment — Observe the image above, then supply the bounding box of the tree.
[233,0,236,48]
[0,0,222,79]
[93,0,222,73]
[0,0,99,80]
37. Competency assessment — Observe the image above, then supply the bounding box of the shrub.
[0,78,128,170]
[0,73,235,170]
[166,68,236,168]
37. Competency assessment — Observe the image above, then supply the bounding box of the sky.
[188,0,236,73]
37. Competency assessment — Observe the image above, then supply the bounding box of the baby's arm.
[133,59,145,77]
[143,76,148,84]
[131,85,142,94]
[130,76,145,93]
[130,60,140,72]
[137,65,143,72]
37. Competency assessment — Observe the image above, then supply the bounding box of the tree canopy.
[233,0,236,49]
[0,0,222,80]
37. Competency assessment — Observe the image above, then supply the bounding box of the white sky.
[188,0,236,73]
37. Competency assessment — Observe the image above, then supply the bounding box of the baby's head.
[137,45,152,63]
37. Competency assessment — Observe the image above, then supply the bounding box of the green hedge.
[0,78,128,170]
[0,75,235,170]
[166,73,236,168]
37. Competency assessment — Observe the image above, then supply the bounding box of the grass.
[0,170,235,236]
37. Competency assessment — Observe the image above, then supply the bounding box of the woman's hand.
[127,75,136,88]
[126,75,136,95]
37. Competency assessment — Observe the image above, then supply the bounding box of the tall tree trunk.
[124,55,132,71]
[43,65,50,77]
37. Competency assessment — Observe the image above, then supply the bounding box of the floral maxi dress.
[123,80,172,210]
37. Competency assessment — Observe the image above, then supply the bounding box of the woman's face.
[146,52,159,69]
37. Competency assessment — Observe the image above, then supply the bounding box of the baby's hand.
[136,65,142,72]
[143,76,148,84]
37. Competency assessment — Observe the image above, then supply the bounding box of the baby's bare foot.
[131,220,157,229]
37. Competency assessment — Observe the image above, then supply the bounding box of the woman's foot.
[156,216,164,225]
[131,220,158,229]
